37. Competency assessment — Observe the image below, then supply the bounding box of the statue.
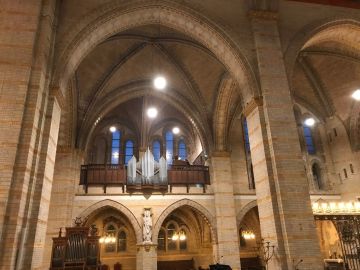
[143,208,152,243]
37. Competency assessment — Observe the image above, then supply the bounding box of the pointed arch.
[153,199,217,244]
[78,199,142,243]
[213,74,239,151]
[237,200,258,225]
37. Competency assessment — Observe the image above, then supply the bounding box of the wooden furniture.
[49,226,100,270]
[157,259,195,270]
[240,257,263,270]
[114,262,122,270]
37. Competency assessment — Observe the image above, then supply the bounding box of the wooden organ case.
[50,223,100,270]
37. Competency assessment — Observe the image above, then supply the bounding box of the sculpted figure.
[143,209,152,243]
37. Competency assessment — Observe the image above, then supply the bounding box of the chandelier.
[99,233,116,244]
[312,201,360,214]
[172,230,186,241]
[242,230,255,240]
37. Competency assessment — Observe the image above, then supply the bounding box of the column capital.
[243,96,263,117]
[248,10,278,21]
[50,85,66,110]
[136,243,157,252]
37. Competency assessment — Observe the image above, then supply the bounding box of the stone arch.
[285,18,360,84]
[78,199,142,243]
[237,200,258,225]
[309,157,328,190]
[213,74,239,151]
[153,199,217,244]
[53,1,258,104]
[79,82,211,154]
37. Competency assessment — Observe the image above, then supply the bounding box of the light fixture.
[312,201,360,214]
[147,107,158,118]
[179,231,186,241]
[352,89,360,101]
[99,234,116,244]
[109,126,117,133]
[172,127,180,134]
[171,230,186,241]
[172,233,179,241]
[242,230,255,240]
[153,76,167,90]
[112,152,119,159]
[304,117,315,127]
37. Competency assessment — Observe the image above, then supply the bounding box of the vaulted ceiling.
[74,24,238,150]
[291,24,360,139]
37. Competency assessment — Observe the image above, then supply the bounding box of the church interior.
[1,0,360,269]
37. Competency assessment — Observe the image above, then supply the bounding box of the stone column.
[0,0,43,249]
[0,1,57,268]
[245,10,322,270]
[18,97,61,269]
[136,244,157,270]
[42,149,84,268]
[210,152,241,270]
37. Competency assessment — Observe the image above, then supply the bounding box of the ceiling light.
[352,89,360,101]
[304,118,315,127]
[147,107,158,118]
[153,76,167,90]
[172,127,180,134]
[109,126,117,133]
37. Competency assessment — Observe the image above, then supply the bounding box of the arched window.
[153,140,161,162]
[124,140,134,165]
[111,130,121,164]
[167,223,176,250]
[178,140,187,160]
[243,119,251,154]
[159,222,188,252]
[312,163,322,190]
[179,230,187,250]
[105,224,116,253]
[117,231,126,252]
[165,131,174,165]
[158,229,166,251]
[243,118,255,189]
[303,126,316,154]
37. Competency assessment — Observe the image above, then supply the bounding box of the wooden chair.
[100,265,109,270]
[114,262,122,270]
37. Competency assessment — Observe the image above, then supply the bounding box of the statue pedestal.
[136,243,157,270]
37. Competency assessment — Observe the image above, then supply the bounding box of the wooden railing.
[168,165,210,192]
[80,164,210,193]
[80,164,126,193]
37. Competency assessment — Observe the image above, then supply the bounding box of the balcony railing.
[80,163,210,193]
[80,164,127,193]
[168,165,210,192]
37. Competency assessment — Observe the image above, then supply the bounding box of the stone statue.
[143,208,152,243]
